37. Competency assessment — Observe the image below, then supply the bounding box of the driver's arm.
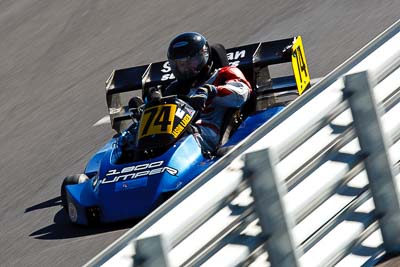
[212,66,251,108]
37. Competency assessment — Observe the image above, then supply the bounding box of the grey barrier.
[85,19,400,267]
[344,71,400,254]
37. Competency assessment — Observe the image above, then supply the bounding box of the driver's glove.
[189,84,217,111]
[145,86,162,103]
[128,96,144,121]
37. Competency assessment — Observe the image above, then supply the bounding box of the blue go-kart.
[60,36,310,225]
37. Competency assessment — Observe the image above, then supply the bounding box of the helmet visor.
[169,47,209,81]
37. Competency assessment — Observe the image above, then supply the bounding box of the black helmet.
[167,32,211,83]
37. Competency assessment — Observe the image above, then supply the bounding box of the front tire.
[60,174,89,211]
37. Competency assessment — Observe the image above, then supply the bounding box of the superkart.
[60,36,310,225]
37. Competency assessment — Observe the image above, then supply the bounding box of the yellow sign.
[138,104,176,138]
[291,36,310,95]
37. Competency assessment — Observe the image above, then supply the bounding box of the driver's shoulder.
[217,66,244,77]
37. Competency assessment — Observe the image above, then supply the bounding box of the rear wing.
[106,36,310,133]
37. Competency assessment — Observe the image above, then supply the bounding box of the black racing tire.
[60,174,89,211]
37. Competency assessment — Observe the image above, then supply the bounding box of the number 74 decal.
[291,36,310,95]
[139,104,176,138]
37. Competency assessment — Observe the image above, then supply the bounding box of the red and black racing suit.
[165,66,252,152]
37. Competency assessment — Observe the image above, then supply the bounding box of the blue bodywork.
[65,106,284,224]
[63,36,310,224]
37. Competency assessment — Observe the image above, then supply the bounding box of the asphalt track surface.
[0,1,398,266]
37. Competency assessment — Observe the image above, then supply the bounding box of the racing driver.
[164,32,252,153]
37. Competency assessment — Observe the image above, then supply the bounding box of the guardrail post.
[133,235,170,267]
[344,71,400,254]
[244,148,300,267]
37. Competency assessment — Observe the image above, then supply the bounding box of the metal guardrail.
[243,69,400,266]
[85,19,400,267]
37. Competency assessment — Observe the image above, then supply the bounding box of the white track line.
[93,115,111,126]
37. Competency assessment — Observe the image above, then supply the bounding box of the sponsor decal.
[161,73,176,81]
[116,178,148,191]
[161,62,176,81]
[161,61,171,73]
[227,49,246,67]
[101,160,178,185]
[172,114,192,138]
[227,49,246,61]
[175,108,185,119]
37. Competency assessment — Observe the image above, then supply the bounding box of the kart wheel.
[60,174,89,212]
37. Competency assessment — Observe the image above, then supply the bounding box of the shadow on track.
[25,196,63,212]
[26,197,141,240]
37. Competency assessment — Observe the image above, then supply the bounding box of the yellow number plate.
[138,104,176,138]
[292,36,310,95]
